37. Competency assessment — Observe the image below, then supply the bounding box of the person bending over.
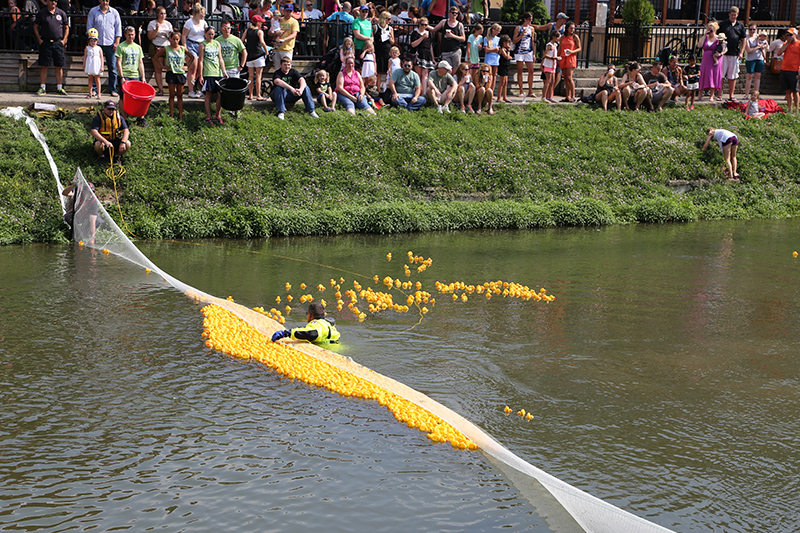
[271,302,341,345]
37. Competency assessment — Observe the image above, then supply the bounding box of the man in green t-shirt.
[352,4,372,51]
[115,26,146,122]
[215,20,246,78]
[387,58,426,110]
[427,60,457,112]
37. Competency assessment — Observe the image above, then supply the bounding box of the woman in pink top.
[336,56,376,115]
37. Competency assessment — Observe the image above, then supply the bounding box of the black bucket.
[217,77,250,111]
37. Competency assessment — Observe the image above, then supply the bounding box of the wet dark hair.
[308,302,325,319]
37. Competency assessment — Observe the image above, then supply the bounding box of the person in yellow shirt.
[273,3,299,70]
[271,302,341,345]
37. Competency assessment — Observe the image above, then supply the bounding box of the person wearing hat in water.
[271,302,341,345]
[427,60,456,112]
[90,100,131,165]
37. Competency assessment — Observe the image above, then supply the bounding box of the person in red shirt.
[777,27,800,113]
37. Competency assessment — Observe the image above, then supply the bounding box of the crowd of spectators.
[15,0,800,115]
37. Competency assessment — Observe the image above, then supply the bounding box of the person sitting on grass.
[271,56,319,119]
[594,64,620,111]
[472,62,494,114]
[619,61,650,111]
[427,60,457,113]
[453,62,475,113]
[336,56,376,115]
[197,25,229,125]
[271,302,341,345]
[90,100,130,165]
[642,61,673,111]
[387,57,427,111]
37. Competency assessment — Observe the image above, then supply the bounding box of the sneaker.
[98,155,107,166]
[56,88,68,96]
[437,104,443,114]
[36,87,46,95]
[277,112,285,120]
[310,111,319,118]
[444,105,451,113]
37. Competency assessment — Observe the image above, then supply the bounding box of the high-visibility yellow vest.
[97,111,122,141]
[291,318,341,345]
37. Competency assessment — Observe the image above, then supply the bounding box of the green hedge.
[1,102,799,244]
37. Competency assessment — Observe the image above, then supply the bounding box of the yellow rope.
[106,144,139,239]
[100,152,425,335]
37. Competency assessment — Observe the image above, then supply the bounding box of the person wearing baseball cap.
[274,2,299,69]
[353,3,373,52]
[533,12,569,89]
[427,60,457,112]
[90,100,131,165]
[776,26,800,112]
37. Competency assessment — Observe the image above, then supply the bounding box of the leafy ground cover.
[1,102,799,244]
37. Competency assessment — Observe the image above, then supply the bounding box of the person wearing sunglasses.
[303,0,323,19]
[743,24,768,96]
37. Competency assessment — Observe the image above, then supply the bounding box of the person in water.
[271,302,340,345]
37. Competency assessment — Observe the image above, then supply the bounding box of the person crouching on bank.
[90,100,131,165]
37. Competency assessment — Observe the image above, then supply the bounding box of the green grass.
[1,101,799,244]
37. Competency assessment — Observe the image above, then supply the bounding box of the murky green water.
[2,220,799,532]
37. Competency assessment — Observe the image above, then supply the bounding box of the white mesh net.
[10,106,673,533]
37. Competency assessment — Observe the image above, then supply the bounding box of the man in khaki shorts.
[273,3,299,70]
[717,6,746,101]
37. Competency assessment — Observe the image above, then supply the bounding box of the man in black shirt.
[33,0,69,95]
[271,56,318,119]
[717,6,746,101]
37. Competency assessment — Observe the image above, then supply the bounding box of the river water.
[2,220,799,532]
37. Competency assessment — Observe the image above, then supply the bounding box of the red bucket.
[121,80,156,117]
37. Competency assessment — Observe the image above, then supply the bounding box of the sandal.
[487,108,495,115]
[86,93,94,99]
[216,117,224,125]
[204,117,214,125]
[156,90,164,97]
[256,96,266,101]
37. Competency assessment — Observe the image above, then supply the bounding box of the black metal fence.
[0,11,594,69]
[603,23,787,64]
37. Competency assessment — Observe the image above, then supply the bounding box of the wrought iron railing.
[0,11,594,69]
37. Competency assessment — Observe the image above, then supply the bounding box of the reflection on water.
[2,219,800,532]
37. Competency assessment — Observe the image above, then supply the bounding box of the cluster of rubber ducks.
[504,405,535,421]
[434,280,555,302]
[201,303,478,451]
[260,250,552,326]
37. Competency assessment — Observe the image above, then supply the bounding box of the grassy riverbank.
[2,102,800,245]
